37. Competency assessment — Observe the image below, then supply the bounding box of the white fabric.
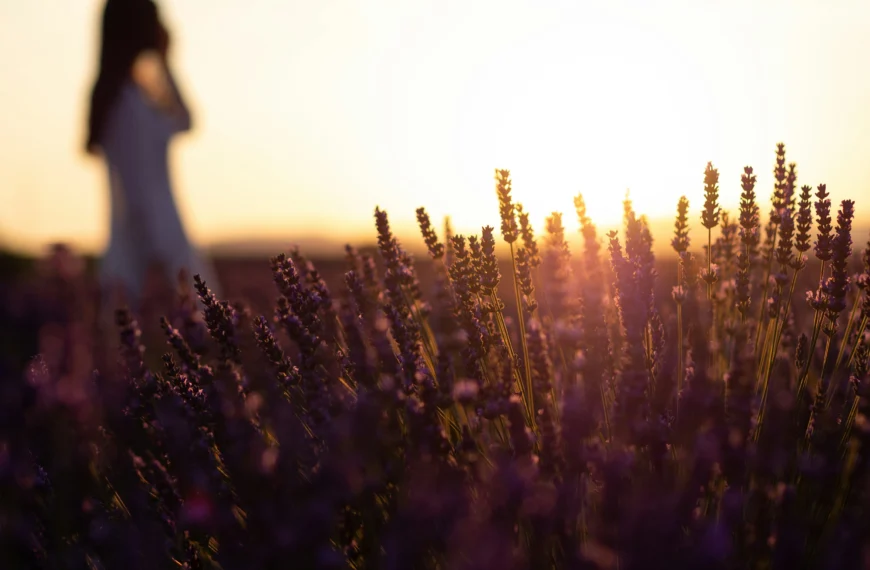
[97,76,220,311]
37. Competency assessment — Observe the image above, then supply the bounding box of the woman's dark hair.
[86,0,165,154]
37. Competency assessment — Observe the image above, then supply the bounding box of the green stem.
[754,229,780,356]
[755,268,800,441]
[797,309,824,407]
[401,286,437,372]
[489,288,535,430]
[676,261,684,415]
[796,261,828,399]
[840,396,860,449]
[820,333,835,403]
[509,241,535,424]
[834,293,863,372]
[763,267,800,385]
[707,229,713,301]
[847,314,868,370]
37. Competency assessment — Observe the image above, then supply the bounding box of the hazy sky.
[2,0,870,255]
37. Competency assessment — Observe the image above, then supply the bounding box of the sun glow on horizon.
[446,20,717,232]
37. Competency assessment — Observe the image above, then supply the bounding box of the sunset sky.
[2,0,870,256]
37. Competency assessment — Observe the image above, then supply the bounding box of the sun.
[441,23,728,237]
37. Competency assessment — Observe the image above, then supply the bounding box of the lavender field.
[3,144,870,569]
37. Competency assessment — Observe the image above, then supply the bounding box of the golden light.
[1,0,869,255]
[448,27,720,232]
[379,5,739,241]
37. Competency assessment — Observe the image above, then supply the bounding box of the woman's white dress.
[97,74,220,311]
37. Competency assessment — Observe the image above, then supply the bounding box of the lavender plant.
[4,144,870,569]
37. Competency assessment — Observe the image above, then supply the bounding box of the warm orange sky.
[2,0,870,256]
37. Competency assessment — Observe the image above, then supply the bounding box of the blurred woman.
[86,0,220,317]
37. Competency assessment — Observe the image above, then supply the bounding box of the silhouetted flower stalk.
[170,268,209,354]
[709,210,738,375]
[479,226,524,388]
[739,166,761,261]
[252,316,299,389]
[608,231,650,445]
[701,162,721,301]
[672,196,691,256]
[845,237,870,372]
[375,207,437,383]
[814,184,834,266]
[515,248,537,315]
[755,144,789,357]
[775,205,795,272]
[337,264,375,386]
[844,345,870,468]
[542,212,575,383]
[757,182,806,416]
[160,315,203,374]
[772,143,789,219]
[271,255,340,417]
[672,251,700,416]
[541,213,572,318]
[718,210,739,285]
[115,307,161,420]
[737,166,761,336]
[492,170,537,428]
[416,207,445,261]
[803,200,855,447]
[723,324,755,490]
[785,162,798,211]
[575,193,611,426]
[525,319,561,476]
[794,185,814,260]
[635,213,662,376]
[623,191,641,255]
[672,196,691,401]
[516,203,541,269]
[271,254,325,340]
[290,247,333,320]
[495,169,518,246]
[761,193,797,370]
[345,268,395,380]
[576,294,610,435]
[447,235,486,381]
[574,194,601,276]
[765,184,813,369]
[797,184,835,400]
[834,234,870,373]
[820,200,855,401]
[193,275,241,369]
[443,216,455,267]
